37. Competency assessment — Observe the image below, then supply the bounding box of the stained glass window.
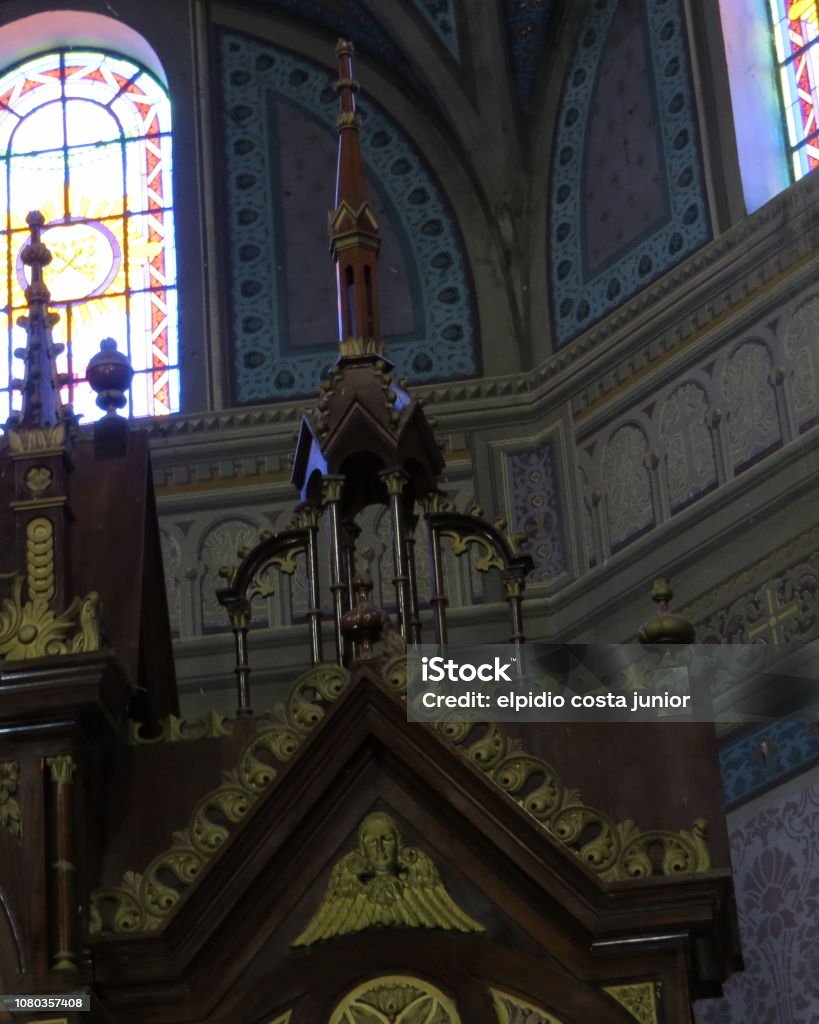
[770,0,819,178]
[0,50,178,423]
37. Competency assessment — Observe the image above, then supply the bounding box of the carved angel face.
[359,813,400,876]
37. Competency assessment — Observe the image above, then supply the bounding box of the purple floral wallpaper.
[695,783,819,1023]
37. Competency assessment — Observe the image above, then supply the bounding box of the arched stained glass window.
[0,49,178,422]
[770,0,819,178]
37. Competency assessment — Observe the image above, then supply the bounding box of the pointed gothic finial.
[330,39,382,355]
[9,211,68,430]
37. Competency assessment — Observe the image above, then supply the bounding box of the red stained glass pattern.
[771,0,819,177]
[0,50,178,423]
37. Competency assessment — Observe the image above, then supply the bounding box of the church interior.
[0,0,818,1021]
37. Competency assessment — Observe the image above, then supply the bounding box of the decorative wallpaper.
[550,0,710,346]
[410,0,460,60]
[506,440,567,581]
[504,0,558,105]
[220,32,478,402]
[695,783,819,1024]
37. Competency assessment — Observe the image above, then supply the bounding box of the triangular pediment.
[88,671,734,1021]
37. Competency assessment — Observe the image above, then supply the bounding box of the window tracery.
[0,48,178,422]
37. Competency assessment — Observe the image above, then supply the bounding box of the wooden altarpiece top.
[0,43,739,1024]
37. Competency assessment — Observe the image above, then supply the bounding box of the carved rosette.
[329,976,461,1024]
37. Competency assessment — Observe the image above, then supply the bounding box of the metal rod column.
[422,497,449,646]
[298,503,324,666]
[503,574,526,676]
[322,476,347,665]
[406,512,422,644]
[228,602,252,715]
[382,471,411,641]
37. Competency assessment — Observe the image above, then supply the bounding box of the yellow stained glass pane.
[1,48,178,417]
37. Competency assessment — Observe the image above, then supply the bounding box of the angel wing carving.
[292,812,484,946]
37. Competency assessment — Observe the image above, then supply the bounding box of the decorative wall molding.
[720,722,819,810]
[504,437,568,580]
[576,285,819,567]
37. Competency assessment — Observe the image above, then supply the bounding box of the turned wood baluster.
[45,754,77,973]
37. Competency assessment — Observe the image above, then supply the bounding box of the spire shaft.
[12,210,67,430]
[330,40,382,354]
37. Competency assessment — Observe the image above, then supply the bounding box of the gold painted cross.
[746,580,800,645]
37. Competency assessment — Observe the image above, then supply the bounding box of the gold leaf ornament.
[293,811,484,945]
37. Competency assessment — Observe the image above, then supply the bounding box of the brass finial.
[9,211,69,431]
[638,578,696,644]
[335,38,355,56]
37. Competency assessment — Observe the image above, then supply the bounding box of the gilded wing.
[397,847,484,933]
[292,851,369,946]
[293,842,484,946]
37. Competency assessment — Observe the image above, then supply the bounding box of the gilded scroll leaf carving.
[267,1014,291,1024]
[490,988,564,1024]
[0,761,21,840]
[89,663,350,934]
[0,575,101,661]
[0,515,102,660]
[387,664,710,882]
[439,719,709,881]
[603,982,660,1024]
[129,709,234,744]
[328,976,461,1024]
[293,811,484,946]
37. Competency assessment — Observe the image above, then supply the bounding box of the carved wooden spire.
[10,211,70,431]
[330,40,382,356]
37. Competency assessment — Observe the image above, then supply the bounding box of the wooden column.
[45,753,77,972]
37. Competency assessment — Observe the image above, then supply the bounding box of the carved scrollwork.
[130,710,234,744]
[388,668,710,882]
[89,663,350,934]
[603,982,660,1024]
[439,529,504,573]
[0,761,21,840]
[490,988,564,1023]
[0,575,101,661]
